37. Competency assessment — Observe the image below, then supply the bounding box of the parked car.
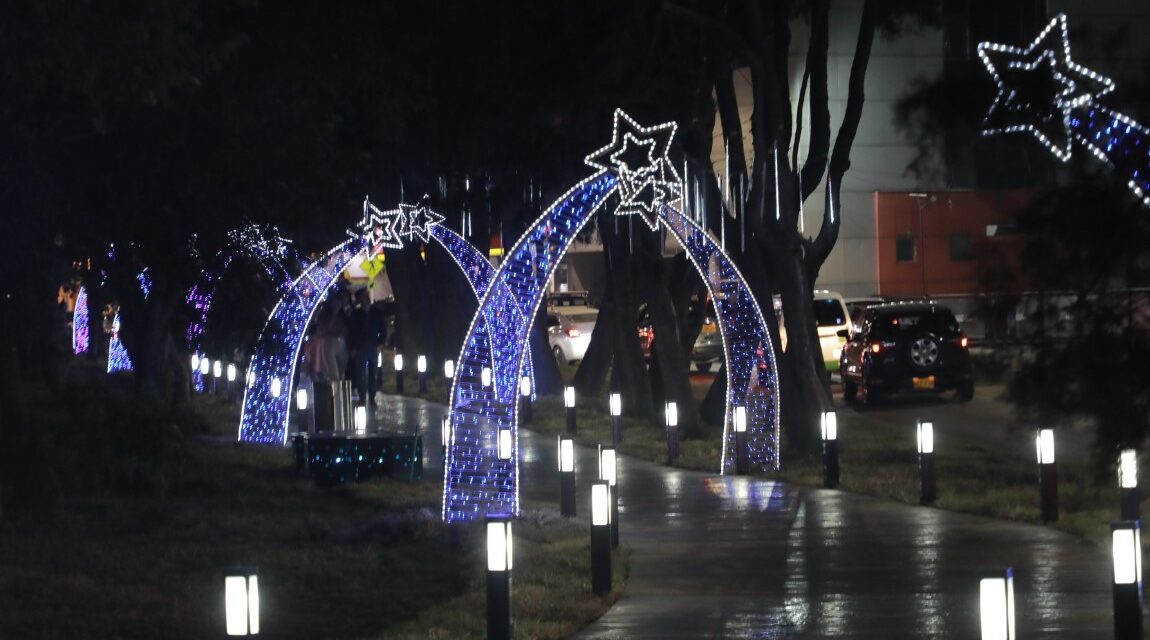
[547,309,598,365]
[813,291,850,372]
[690,318,723,372]
[839,302,974,406]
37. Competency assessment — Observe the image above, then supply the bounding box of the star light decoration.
[977,13,1115,161]
[585,109,683,230]
[352,197,446,250]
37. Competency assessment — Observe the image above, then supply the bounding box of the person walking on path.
[347,288,383,406]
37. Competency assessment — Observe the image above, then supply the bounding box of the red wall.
[874,190,1033,297]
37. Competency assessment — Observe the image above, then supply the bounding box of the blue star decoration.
[351,198,445,250]
[585,108,683,231]
[978,13,1115,161]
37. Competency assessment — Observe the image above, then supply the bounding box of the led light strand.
[72,286,89,355]
[978,13,1149,207]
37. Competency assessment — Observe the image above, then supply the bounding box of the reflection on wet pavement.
[369,396,1122,638]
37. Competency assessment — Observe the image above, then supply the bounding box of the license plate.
[912,376,936,391]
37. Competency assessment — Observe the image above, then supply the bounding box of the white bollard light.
[444,359,455,379]
[270,377,282,398]
[295,388,308,411]
[224,567,259,637]
[979,568,1016,640]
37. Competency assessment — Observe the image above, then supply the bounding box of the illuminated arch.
[72,286,89,355]
[442,111,780,523]
[238,206,531,445]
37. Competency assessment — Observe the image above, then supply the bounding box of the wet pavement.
[366,394,1125,639]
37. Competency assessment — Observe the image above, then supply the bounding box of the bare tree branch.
[799,0,831,201]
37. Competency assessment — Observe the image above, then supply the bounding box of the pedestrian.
[347,288,383,405]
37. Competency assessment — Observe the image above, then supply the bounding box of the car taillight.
[565,327,581,338]
[869,342,882,354]
[959,336,969,348]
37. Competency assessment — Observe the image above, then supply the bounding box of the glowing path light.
[658,205,779,474]
[979,13,1150,207]
[442,109,779,522]
[72,286,89,355]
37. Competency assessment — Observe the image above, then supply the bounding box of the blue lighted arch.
[442,176,781,522]
[72,286,90,355]
[239,239,363,444]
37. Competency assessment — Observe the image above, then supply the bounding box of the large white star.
[978,13,1115,161]
[585,109,683,228]
[351,198,446,250]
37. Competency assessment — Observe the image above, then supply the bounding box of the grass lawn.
[0,382,626,639]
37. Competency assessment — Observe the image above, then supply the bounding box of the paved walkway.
[369,395,1125,639]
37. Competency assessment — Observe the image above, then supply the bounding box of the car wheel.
[956,380,974,402]
[843,378,858,403]
[695,362,712,373]
[553,346,566,366]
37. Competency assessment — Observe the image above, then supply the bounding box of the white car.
[774,290,851,372]
[547,309,598,365]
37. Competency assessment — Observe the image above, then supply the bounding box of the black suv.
[839,302,973,405]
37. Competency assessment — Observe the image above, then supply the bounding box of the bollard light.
[599,445,619,547]
[564,386,576,435]
[377,352,383,368]
[733,405,748,475]
[519,376,533,424]
[394,353,404,371]
[481,367,492,388]
[227,363,237,382]
[354,405,367,433]
[821,410,840,488]
[200,357,211,376]
[394,353,405,394]
[978,568,1016,640]
[665,401,680,463]
[609,392,622,444]
[558,435,576,517]
[590,480,612,594]
[1112,521,1144,639]
[270,377,282,398]
[213,360,223,379]
[1119,449,1140,520]
[296,388,308,411]
[485,514,513,640]
[497,427,512,460]
[666,401,678,428]
[417,355,427,373]
[917,419,936,504]
[224,566,259,637]
[1036,428,1058,523]
[191,353,201,372]
[444,359,455,380]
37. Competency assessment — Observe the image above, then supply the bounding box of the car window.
[569,312,598,323]
[813,299,847,327]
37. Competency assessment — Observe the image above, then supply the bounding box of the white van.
[774,290,851,372]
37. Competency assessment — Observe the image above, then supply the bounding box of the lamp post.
[497,426,512,461]
[485,514,514,640]
[224,566,259,637]
[1036,428,1058,523]
[917,419,936,504]
[519,376,533,424]
[212,360,223,395]
[393,353,405,395]
[564,386,576,434]
[733,405,748,475]
[978,568,1016,640]
[821,410,839,489]
[665,401,680,464]
[1119,449,1140,521]
[558,435,576,517]
[296,388,313,433]
[354,405,367,434]
[609,392,622,444]
[1112,520,1143,640]
[599,445,619,547]
[590,480,612,595]
[417,355,427,395]
[226,363,237,402]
